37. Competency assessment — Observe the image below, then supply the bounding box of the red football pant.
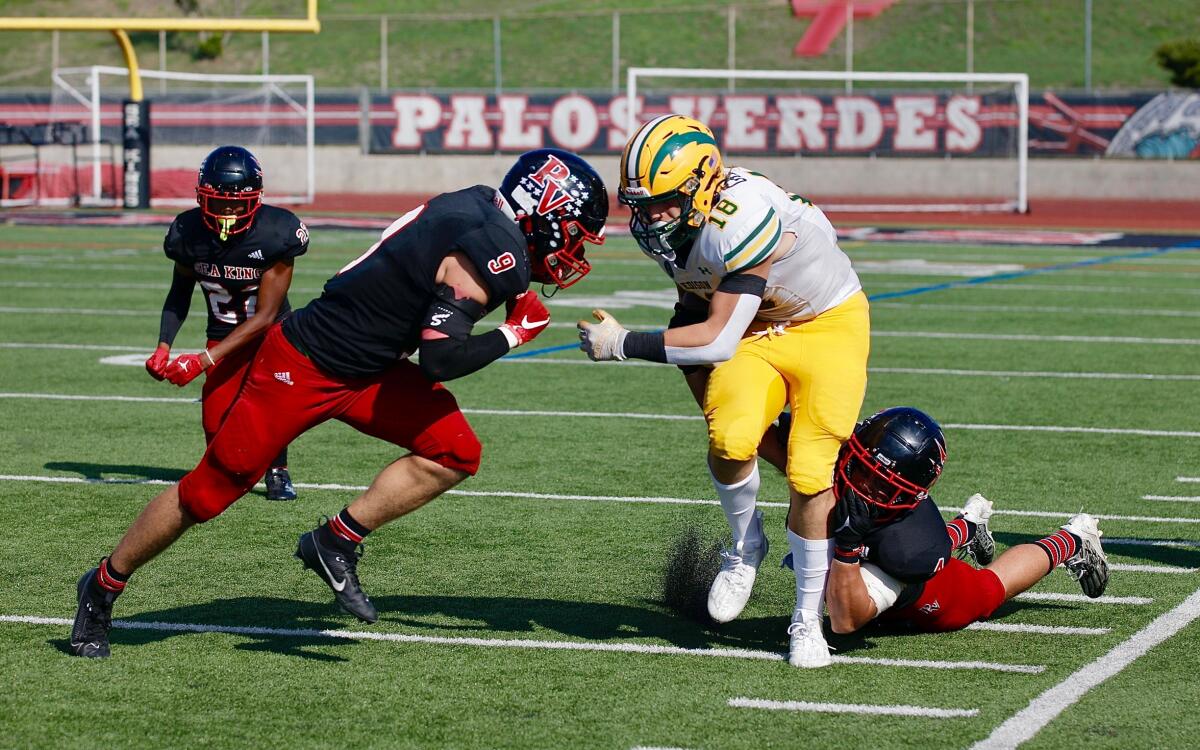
[884,558,1007,632]
[179,325,481,522]
[201,336,288,468]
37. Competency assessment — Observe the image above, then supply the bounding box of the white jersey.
[646,167,861,323]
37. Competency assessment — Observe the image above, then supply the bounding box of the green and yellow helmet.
[619,114,723,255]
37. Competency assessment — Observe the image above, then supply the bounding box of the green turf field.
[1,223,1199,748]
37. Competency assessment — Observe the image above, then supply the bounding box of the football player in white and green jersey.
[579,114,870,668]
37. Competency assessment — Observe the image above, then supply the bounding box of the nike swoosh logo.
[313,540,347,591]
[521,316,549,329]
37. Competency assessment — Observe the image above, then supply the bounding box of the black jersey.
[862,497,953,610]
[164,205,309,341]
[282,186,529,379]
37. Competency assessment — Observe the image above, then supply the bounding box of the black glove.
[831,489,875,564]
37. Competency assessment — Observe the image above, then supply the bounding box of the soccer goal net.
[49,66,314,207]
[627,68,1029,213]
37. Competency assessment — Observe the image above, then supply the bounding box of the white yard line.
[0,306,155,316]
[3,392,1199,439]
[871,330,1200,346]
[1015,592,1152,605]
[972,586,1200,749]
[728,697,978,718]
[874,302,1200,318]
[0,615,1042,673]
[1144,495,1200,503]
[1109,563,1197,574]
[6,475,1200,527]
[964,623,1110,635]
[1105,538,1200,549]
[1177,477,1200,483]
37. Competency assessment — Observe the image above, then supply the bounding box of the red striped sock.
[329,508,369,545]
[1034,530,1081,573]
[95,557,129,594]
[946,518,974,549]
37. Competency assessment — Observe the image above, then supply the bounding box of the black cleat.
[265,467,298,502]
[295,520,378,623]
[70,569,116,658]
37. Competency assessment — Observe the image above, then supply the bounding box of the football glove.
[577,309,629,361]
[498,291,551,349]
[831,489,875,563]
[145,345,171,381]
[164,353,206,386]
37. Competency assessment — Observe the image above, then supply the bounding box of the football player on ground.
[578,115,868,667]
[145,146,307,502]
[69,149,608,658]
[821,407,1110,637]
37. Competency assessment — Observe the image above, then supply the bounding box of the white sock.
[710,462,761,550]
[788,530,832,619]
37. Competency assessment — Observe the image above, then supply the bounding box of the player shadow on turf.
[44,461,188,484]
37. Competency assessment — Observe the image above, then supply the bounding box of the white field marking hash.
[1143,495,1200,503]
[964,623,1111,635]
[863,281,1200,296]
[1105,538,1200,549]
[971,585,1200,750]
[1015,592,1152,605]
[1108,563,1197,574]
[4,392,1200,439]
[727,697,978,718]
[5,475,1200,527]
[0,615,1043,673]
[874,301,1200,318]
[1177,477,1200,483]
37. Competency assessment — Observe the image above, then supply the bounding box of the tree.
[1155,40,1200,88]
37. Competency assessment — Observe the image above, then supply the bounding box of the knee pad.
[708,417,761,463]
[419,425,482,476]
[178,443,262,522]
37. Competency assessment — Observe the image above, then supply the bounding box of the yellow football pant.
[703,291,870,495]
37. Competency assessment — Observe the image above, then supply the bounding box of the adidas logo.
[248,249,264,260]
[274,371,293,386]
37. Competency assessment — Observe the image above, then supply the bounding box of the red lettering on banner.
[893,95,938,152]
[834,96,884,151]
[946,95,983,152]
[607,95,643,149]
[776,95,827,149]
[498,95,542,149]
[549,94,599,150]
[391,94,443,148]
[444,95,492,150]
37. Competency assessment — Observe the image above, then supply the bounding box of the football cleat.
[1061,513,1109,598]
[265,467,298,502]
[70,569,117,658]
[707,511,768,624]
[295,520,378,623]
[787,610,833,668]
[956,493,996,566]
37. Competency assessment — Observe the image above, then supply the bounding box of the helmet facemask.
[621,175,705,257]
[197,186,262,241]
[524,213,604,290]
[834,432,940,514]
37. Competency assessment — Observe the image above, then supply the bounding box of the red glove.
[145,345,170,381]
[164,353,206,386]
[499,291,551,348]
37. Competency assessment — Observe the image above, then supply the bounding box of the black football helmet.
[496,148,608,289]
[197,145,264,240]
[834,407,947,512]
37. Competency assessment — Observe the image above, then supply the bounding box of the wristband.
[498,325,520,349]
[202,348,217,368]
[833,544,863,565]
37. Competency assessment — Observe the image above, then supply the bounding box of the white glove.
[577,309,629,361]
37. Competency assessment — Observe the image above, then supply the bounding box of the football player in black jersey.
[145,146,308,501]
[69,148,608,658]
[817,407,1110,638]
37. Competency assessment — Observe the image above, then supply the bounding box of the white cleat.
[787,610,832,668]
[707,511,768,624]
[1061,513,1109,598]
[957,493,996,566]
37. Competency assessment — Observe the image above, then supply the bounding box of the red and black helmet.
[196,145,264,239]
[834,407,947,512]
[496,148,608,290]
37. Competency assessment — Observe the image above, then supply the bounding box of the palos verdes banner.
[1,90,1197,159]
